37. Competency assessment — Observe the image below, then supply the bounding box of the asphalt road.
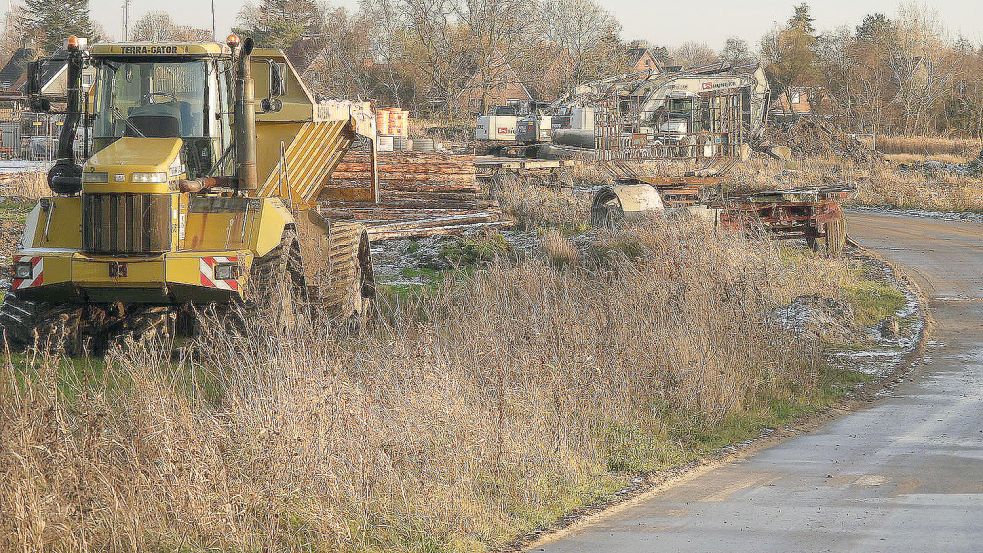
[535,212,983,553]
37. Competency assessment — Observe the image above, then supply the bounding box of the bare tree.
[300,7,375,101]
[813,27,852,121]
[671,41,719,68]
[719,37,755,67]
[888,2,954,135]
[359,0,412,107]
[456,0,537,114]
[538,0,623,93]
[131,11,211,42]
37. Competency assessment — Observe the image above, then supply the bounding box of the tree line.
[763,3,983,138]
[2,0,982,137]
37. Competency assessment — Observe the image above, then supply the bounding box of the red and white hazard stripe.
[11,255,43,290]
[199,256,239,291]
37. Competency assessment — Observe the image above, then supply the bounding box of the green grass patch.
[841,277,907,327]
[400,266,445,283]
[5,352,112,401]
[441,233,511,267]
[0,198,36,223]
[5,350,223,407]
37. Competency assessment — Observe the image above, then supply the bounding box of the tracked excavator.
[0,35,380,351]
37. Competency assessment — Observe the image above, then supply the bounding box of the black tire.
[807,215,847,258]
[825,216,846,257]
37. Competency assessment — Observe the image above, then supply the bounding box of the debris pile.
[766,119,882,165]
[325,151,508,240]
[898,149,983,177]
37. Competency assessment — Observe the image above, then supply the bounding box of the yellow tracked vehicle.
[0,36,380,350]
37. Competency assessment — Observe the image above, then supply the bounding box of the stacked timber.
[324,151,509,241]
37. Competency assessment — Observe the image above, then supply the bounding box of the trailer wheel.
[824,215,847,258]
[808,215,847,258]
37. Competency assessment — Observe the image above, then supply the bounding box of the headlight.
[14,261,33,279]
[82,171,108,183]
[131,172,167,183]
[213,263,238,281]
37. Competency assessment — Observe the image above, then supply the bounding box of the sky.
[5,0,983,47]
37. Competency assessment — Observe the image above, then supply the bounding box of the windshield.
[94,60,207,139]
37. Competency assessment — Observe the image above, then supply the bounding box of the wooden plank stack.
[324,151,510,241]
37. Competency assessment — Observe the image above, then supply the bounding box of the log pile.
[325,151,509,240]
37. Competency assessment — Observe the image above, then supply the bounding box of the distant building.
[773,86,824,116]
[625,46,664,75]
[0,47,40,102]
[0,47,95,103]
[456,58,534,115]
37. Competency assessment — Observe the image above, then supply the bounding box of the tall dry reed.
[0,172,48,200]
[869,135,981,158]
[0,218,839,552]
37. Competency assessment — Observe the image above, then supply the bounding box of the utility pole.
[121,0,130,41]
[211,0,216,41]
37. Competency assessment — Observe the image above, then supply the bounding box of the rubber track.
[0,294,83,352]
[322,222,368,319]
[249,228,306,302]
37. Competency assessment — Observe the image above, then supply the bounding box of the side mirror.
[269,62,286,98]
[24,60,42,96]
[25,60,51,112]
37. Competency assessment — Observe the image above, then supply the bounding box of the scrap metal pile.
[325,151,507,240]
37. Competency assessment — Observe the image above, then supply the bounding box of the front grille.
[82,193,172,254]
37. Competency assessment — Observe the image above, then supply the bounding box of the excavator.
[0,35,380,351]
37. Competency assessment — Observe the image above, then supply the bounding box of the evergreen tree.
[18,0,98,53]
[233,0,324,50]
[855,13,893,43]
[787,3,816,35]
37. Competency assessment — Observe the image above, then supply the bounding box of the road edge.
[508,241,932,552]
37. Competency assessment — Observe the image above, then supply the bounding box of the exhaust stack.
[233,36,258,193]
[47,35,85,195]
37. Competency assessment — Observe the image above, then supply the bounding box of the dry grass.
[494,175,591,232]
[853,163,983,213]
[0,216,859,552]
[540,227,579,266]
[0,172,48,200]
[882,153,968,165]
[867,135,981,158]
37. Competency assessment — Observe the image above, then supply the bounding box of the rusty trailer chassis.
[621,175,852,255]
[717,190,848,241]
